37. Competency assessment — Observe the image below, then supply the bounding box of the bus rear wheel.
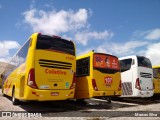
[76,99,86,104]
[2,87,6,97]
[106,97,111,103]
[12,88,20,105]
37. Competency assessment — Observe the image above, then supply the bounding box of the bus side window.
[120,58,132,72]
[153,69,158,78]
[17,39,30,64]
[76,57,90,77]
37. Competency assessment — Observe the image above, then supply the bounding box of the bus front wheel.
[12,88,20,105]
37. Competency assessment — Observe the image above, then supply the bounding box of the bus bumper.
[21,87,75,101]
[74,90,121,99]
[154,89,160,95]
[135,90,154,97]
[92,90,122,97]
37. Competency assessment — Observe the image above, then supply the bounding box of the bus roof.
[76,51,118,60]
[119,55,137,60]
[152,65,160,69]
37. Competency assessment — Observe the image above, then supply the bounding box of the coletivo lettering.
[45,69,66,75]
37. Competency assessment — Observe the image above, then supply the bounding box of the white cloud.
[30,0,36,9]
[133,28,160,65]
[61,35,73,41]
[75,30,114,46]
[95,40,148,57]
[22,8,114,46]
[145,28,160,40]
[0,57,11,63]
[23,8,89,34]
[132,28,160,41]
[96,46,108,54]
[132,30,148,39]
[77,48,93,56]
[0,41,20,57]
[77,40,148,57]
[145,42,160,66]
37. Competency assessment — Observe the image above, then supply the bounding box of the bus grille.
[39,59,72,69]
[140,72,152,78]
[122,82,133,95]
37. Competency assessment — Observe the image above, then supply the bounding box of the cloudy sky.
[0,0,160,65]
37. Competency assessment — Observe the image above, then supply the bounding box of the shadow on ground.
[111,95,160,105]
[3,95,160,117]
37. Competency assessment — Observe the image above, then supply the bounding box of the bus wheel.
[76,99,85,104]
[106,97,111,103]
[2,87,6,97]
[12,88,20,105]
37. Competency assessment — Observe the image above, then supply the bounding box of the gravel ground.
[0,89,160,120]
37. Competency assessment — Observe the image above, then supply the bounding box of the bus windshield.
[93,54,120,70]
[137,56,152,68]
[36,35,75,56]
[153,68,160,78]
[120,58,132,72]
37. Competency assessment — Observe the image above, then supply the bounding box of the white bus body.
[119,55,154,98]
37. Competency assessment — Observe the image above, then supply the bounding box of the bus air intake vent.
[122,82,133,95]
[140,72,152,78]
[39,59,72,69]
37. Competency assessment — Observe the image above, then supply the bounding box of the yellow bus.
[0,76,2,87]
[74,51,122,102]
[153,65,160,95]
[2,33,76,105]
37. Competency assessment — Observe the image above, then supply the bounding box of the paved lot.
[0,89,160,120]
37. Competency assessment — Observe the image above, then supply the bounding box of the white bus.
[119,55,154,98]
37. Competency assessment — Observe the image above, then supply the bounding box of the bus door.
[93,54,120,91]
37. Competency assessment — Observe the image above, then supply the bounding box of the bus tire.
[107,97,111,103]
[12,88,20,105]
[2,87,6,97]
[76,99,85,104]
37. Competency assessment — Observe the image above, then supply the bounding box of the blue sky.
[0,0,160,65]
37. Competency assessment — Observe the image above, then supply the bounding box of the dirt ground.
[0,89,160,120]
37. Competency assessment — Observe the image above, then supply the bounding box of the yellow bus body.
[0,77,2,87]
[75,51,122,99]
[153,65,160,95]
[2,33,76,102]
